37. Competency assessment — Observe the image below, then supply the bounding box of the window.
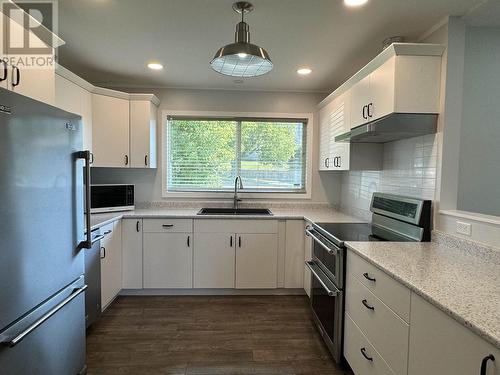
[165,116,308,193]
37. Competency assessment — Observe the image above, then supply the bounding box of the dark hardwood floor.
[86,295,353,375]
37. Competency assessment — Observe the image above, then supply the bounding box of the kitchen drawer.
[344,314,396,375]
[346,275,409,375]
[143,219,193,233]
[194,219,278,234]
[348,251,410,322]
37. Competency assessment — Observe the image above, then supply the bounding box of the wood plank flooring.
[86,295,353,375]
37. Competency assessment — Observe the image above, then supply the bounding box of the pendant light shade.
[210,2,273,78]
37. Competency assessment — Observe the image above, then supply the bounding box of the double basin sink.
[197,207,273,216]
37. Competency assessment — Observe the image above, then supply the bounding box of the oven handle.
[305,228,338,255]
[305,261,340,297]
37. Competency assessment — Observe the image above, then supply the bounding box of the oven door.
[306,260,344,363]
[306,226,344,289]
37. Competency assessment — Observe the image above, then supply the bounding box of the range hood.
[335,113,438,143]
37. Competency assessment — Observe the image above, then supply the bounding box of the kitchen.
[0,0,499,374]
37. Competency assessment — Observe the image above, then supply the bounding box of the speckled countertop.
[89,208,364,231]
[345,241,500,348]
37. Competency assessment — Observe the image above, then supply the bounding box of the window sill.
[162,191,312,200]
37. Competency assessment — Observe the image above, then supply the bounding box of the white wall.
[91,88,342,204]
[456,27,500,216]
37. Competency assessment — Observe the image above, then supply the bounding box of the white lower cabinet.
[408,293,500,375]
[236,233,278,289]
[194,219,279,289]
[345,250,499,375]
[100,220,122,309]
[346,275,409,375]
[344,314,395,375]
[193,232,235,288]
[122,218,143,289]
[143,232,193,288]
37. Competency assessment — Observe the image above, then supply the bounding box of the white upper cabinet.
[0,9,55,105]
[92,91,130,168]
[129,96,158,169]
[319,90,382,171]
[318,43,444,172]
[350,74,372,129]
[349,50,442,129]
[55,73,93,151]
[319,91,351,170]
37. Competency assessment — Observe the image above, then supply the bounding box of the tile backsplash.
[340,134,439,221]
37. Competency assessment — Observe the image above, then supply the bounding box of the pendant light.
[210,1,273,78]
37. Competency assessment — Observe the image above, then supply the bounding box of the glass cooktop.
[314,222,413,246]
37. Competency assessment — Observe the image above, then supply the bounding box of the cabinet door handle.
[480,354,495,375]
[187,235,190,247]
[238,236,241,248]
[362,299,375,311]
[136,220,140,232]
[325,158,329,168]
[334,157,339,168]
[162,224,174,228]
[360,347,373,362]
[363,272,376,282]
[230,235,233,247]
[367,102,373,118]
[12,66,20,87]
[103,230,112,235]
[338,156,341,167]
[145,155,148,166]
[89,152,94,165]
[0,60,7,82]
[100,246,106,259]
[362,105,367,120]
[124,155,129,166]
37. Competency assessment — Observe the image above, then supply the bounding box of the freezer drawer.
[0,277,87,375]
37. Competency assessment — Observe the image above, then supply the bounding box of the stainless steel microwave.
[90,184,134,213]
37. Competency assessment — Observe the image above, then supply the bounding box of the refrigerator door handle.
[0,285,87,348]
[77,150,92,249]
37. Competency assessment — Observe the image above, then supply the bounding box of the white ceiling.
[57,0,477,92]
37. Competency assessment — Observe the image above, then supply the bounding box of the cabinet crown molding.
[55,64,159,106]
[318,43,445,109]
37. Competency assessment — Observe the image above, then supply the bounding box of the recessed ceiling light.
[147,62,163,70]
[237,53,248,59]
[297,68,312,75]
[344,0,368,7]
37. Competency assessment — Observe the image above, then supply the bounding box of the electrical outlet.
[456,221,472,236]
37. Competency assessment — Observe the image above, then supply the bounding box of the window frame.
[161,110,314,199]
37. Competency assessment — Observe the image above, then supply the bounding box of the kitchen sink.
[197,207,273,216]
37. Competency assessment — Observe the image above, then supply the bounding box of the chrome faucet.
[233,176,244,210]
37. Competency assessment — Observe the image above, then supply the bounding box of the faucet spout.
[233,176,244,210]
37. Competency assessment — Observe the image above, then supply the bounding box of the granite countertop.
[89,207,364,231]
[345,240,500,348]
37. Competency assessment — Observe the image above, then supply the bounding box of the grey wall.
[456,27,500,216]
[92,88,342,204]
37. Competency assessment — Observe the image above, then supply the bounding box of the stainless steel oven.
[305,225,345,364]
[304,193,432,366]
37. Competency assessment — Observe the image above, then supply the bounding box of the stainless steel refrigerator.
[0,88,92,374]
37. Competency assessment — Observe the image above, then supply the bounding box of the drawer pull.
[480,354,495,375]
[162,224,174,228]
[362,299,375,311]
[360,347,373,362]
[103,230,112,235]
[363,272,376,282]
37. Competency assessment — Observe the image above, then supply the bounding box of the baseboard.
[119,288,306,296]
